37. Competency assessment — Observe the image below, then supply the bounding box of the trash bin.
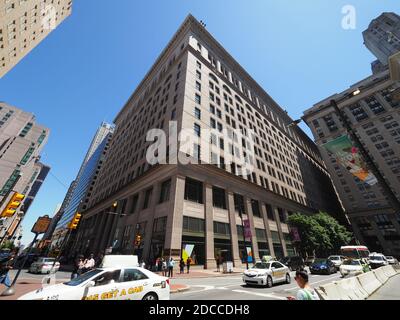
[223,261,234,273]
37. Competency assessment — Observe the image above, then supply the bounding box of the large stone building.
[73,15,343,267]
[0,0,72,78]
[363,12,400,74]
[0,102,50,244]
[303,70,400,257]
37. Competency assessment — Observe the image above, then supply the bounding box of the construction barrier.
[357,271,382,295]
[316,283,345,300]
[336,277,369,300]
[381,265,397,278]
[373,267,389,285]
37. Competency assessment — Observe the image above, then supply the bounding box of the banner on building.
[322,135,378,186]
[182,244,195,262]
[246,246,253,263]
[243,219,252,238]
[290,227,301,242]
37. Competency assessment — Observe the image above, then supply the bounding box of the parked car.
[309,258,337,275]
[280,256,305,271]
[243,261,291,288]
[29,257,60,274]
[20,256,169,300]
[305,256,315,266]
[385,256,399,265]
[340,259,370,277]
[368,253,389,269]
[328,255,346,269]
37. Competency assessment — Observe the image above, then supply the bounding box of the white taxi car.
[19,256,170,301]
[243,261,291,288]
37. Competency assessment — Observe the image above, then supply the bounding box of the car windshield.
[64,269,103,286]
[370,256,384,261]
[343,260,360,266]
[43,258,55,263]
[386,256,393,259]
[254,262,270,269]
[329,256,340,260]
[314,259,327,264]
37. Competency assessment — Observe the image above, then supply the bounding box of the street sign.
[31,216,52,234]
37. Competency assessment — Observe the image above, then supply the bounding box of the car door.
[271,262,286,282]
[83,270,121,301]
[117,268,151,300]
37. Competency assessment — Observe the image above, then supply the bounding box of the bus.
[340,246,370,260]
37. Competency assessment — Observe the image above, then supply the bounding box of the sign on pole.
[31,215,52,234]
[243,219,252,238]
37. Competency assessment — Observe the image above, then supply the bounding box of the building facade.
[50,123,114,250]
[303,69,400,256]
[0,0,72,78]
[73,15,343,267]
[0,102,50,244]
[363,12,400,73]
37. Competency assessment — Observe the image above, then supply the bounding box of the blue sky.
[1,0,399,246]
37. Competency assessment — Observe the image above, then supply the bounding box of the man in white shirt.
[84,254,96,272]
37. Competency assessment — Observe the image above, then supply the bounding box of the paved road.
[8,269,71,282]
[171,271,343,300]
[368,274,400,300]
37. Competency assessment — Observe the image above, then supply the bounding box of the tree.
[288,212,352,257]
[0,240,15,250]
[313,212,352,255]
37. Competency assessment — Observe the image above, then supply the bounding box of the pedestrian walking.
[0,249,16,288]
[140,260,146,269]
[179,258,185,274]
[95,253,104,268]
[287,269,320,300]
[167,257,175,278]
[216,256,221,272]
[162,258,167,277]
[71,255,84,279]
[186,257,192,274]
[83,253,96,273]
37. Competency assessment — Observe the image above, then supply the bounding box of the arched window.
[235,95,243,104]
[209,73,219,84]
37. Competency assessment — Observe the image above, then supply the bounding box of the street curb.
[170,285,191,294]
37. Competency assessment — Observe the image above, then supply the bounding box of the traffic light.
[134,234,142,246]
[0,193,25,218]
[67,212,82,230]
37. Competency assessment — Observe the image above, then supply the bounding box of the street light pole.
[330,99,400,214]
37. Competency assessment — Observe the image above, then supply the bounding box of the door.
[271,262,286,282]
[117,268,151,300]
[82,270,121,300]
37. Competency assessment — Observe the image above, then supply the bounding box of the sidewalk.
[368,274,400,300]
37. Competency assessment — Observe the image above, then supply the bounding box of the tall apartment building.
[50,123,114,250]
[0,0,73,78]
[0,102,50,243]
[73,15,343,267]
[303,69,400,256]
[363,12,400,74]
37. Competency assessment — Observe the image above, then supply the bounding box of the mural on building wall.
[322,135,378,186]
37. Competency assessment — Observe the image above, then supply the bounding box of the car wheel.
[285,273,291,284]
[266,276,273,288]
[142,293,158,301]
